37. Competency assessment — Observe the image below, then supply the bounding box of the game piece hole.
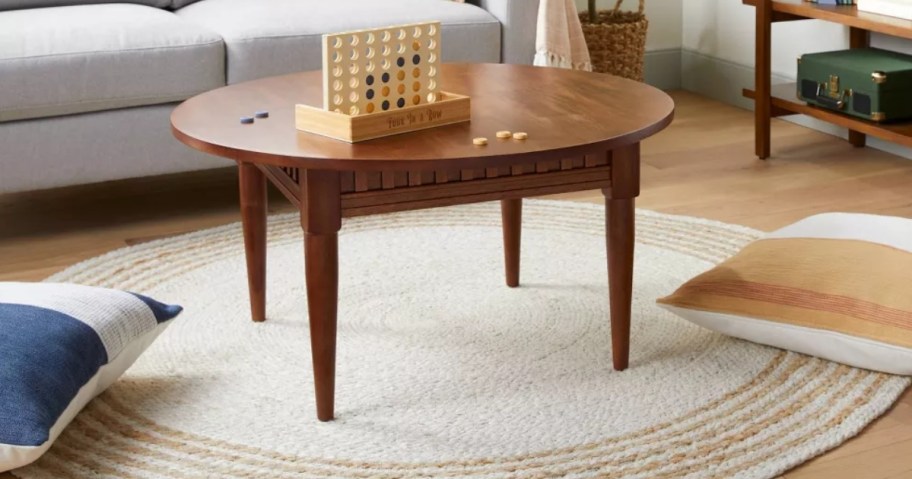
[412,94,420,105]
[397,84,405,94]
[428,79,436,90]
[381,45,391,56]
[333,94,342,105]
[349,63,360,75]
[429,52,437,63]
[350,105,360,115]
[381,59,391,70]
[397,70,405,81]
[413,26,422,37]
[381,30,391,42]
[349,49,359,61]
[412,81,420,92]
[412,40,420,51]
[349,35,360,46]
[332,65,343,77]
[366,62,376,73]
[366,102,375,113]
[333,79,343,91]
[428,66,437,77]
[333,108,341,113]
[397,43,406,54]
[365,47,375,59]
[349,91,359,103]
[428,39,437,49]
[333,37,343,48]
[382,85,390,96]
[397,28,406,40]
[332,51,342,63]
[413,67,421,78]
[427,92,437,103]
[349,77,359,88]
[427,24,437,35]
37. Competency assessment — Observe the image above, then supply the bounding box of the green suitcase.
[797,48,912,122]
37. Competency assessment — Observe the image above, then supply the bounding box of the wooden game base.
[295,91,470,143]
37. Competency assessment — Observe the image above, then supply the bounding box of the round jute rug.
[17,200,909,479]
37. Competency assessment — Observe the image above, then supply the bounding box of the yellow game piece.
[512,132,528,140]
[473,137,488,146]
[496,130,512,139]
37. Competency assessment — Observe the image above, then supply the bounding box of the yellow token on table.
[473,137,488,146]
[496,130,512,139]
[512,132,528,140]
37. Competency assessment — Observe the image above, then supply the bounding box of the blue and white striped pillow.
[0,282,182,471]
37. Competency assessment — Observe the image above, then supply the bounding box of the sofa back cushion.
[0,0,169,11]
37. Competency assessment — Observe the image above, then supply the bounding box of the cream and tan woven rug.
[17,200,909,479]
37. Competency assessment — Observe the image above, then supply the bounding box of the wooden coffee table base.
[237,145,640,422]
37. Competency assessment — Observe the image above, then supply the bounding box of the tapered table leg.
[238,162,267,323]
[301,169,342,421]
[501,198,522,288]
[305,232,338,421]
[603,143,640,371]
[605,198,634,371]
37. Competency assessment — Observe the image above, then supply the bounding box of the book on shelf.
[857,0,912,19]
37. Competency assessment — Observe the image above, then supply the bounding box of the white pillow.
[658,213,912,375]
[0,282,182,471]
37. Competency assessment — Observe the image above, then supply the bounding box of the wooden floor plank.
[1,90,910,478]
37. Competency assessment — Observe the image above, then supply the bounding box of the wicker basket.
[579,0,648,81]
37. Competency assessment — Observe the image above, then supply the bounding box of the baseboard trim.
[644,48,682,90]
[681,48,912,160]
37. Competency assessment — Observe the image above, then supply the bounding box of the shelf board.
[743,83,912,148]
[743,0,912,40]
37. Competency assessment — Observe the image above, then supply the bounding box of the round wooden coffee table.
[171,63,674,421]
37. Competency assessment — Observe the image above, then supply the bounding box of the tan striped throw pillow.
[658,213,912,375]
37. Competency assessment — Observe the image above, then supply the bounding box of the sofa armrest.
[474,0,540,65]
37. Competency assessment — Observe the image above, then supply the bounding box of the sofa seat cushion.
[0,4,225,123]
[176,0,501,84]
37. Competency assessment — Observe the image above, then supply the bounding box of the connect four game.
[322,21,442,115]
[295,21,471,143]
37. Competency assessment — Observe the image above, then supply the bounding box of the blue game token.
[397,57,405,67]
[255,111,269,119]
[413,54,420,65]
[366,89,375,100]
[382,72,390,83]
[240,116,254,124]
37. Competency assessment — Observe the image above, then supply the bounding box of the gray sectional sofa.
[0,0,538,194]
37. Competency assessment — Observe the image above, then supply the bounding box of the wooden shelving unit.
[743,0,912,158]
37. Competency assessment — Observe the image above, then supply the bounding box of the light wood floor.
[1,91,910,478]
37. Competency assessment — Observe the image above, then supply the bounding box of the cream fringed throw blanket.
[534,0,592,71]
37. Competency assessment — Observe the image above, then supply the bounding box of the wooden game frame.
[295,20,471,143]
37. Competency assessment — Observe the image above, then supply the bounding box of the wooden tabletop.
[171,63,674,171]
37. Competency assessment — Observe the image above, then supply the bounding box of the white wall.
[575,0,683,51]
[682,0,912,79]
